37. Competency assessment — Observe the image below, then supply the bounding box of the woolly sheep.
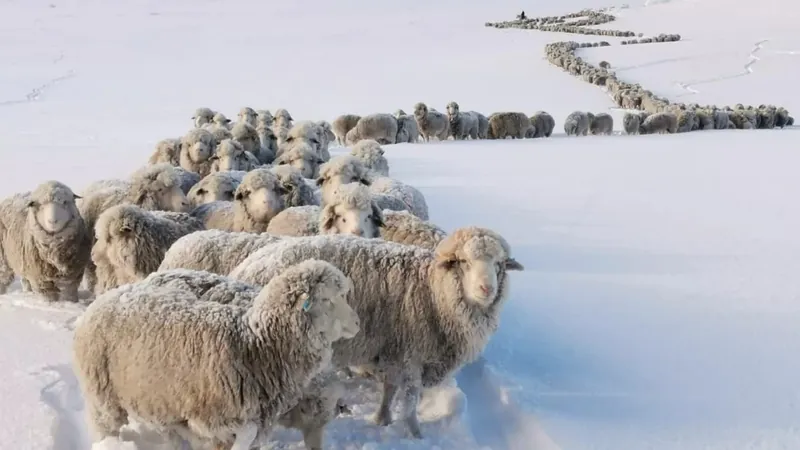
[275,142,325,179]
[316,121,335,162]
[238,107,257,127]
[331,114,361,146]
[641,112,678,134]
[564,111,590,136]
[395,114,421,144]
[530,111,555,138]
[472,111,490,139]
[256,110,273,127]
[187,171,247,206]
[78,164,192,292]
[345,113,399,146]
[209,139,260,173]
[230,121,262,158]
[212,111,232,128]
[274,108,293,123]
[446,102,479,140]
[0,181,90,302]
[413,103,449,142]
[172,167,201,195]
[158,230,283,275]
[380,209,446,251]
[203,123,234,146]
[713,110,730,130]
[788,116,795,126]
[350,139,390,176]
[91,205,204,294]
[270,165,321,207]
[487,112,533,139]
[256,122,278,165]
[266,183,384,238]
[73,259,360,449]
[192,107,215,128]
[623,112,641,135]
[368,176,430,220]
[228,227,524,438]
[180,128,216,177]
[191,168,287,233]
[589,112,614,135]
[148,138,182,166]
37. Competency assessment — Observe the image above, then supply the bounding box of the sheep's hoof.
[406,416,423,439]
[371,410,392,427]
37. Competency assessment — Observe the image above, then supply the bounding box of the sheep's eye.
[341,217,347,223]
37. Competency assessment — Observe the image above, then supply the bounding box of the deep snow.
[1,0,799,448]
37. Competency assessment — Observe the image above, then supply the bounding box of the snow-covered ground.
[1,0,799,448]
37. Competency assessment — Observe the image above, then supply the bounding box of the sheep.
[345,113,399,146]
[487,112,533,139]
[190,168,287,233]
[230,121,262,158]
[274,108,293,123]
[413,103,449,142]
[623,112,641,135]
[530,111,555,138]
[73,259,361,450]
[350,139,390,176]
[91,204,204,294]
[589,112,614,135]
[446,102,480,140]
[158,230,283,276]
[228,227,524,439]
[256,122,278,165]
[713,110,730,130]
[238,107,257,127]
[367,177,429,220]
[0,181,90,302]
[281,121,326,160]
[192,107,215,128]
[270,165,320,207]
[331,114,361,146]
[641,112,678,134]
[209,139,260,173]
[788,116,795,126]
[204,123,234,146]
[395,114,421,144]
[172,167,201,195]
[187,171,247,206]
[78,164,192,293]
[564,111,590,136]
[266,183,384,238]
[472,111,490,139]
[775,107,790,128]
[274,142,324,179]
[257,110,273,128]
[316,121,335,162]
[212,112,232,128]
[380,209,446,251]
[179,128,216,177]
[148,138,182,166]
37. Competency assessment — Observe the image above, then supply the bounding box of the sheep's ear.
[315,176,326,187]
[504,258,524,271]
[320,205,336,232]
[286,136,294,143]
[371,203,385,228]
[359,177,371,186]
[235,190,249,201]
[436,257,457,271]
[195,188,207,196]
[73,193,82,200]
[26,200,38,208]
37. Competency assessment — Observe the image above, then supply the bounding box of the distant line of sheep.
[486,8,642,38]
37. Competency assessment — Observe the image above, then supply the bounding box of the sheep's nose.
[352,228,363,237]
[479,284,491,295]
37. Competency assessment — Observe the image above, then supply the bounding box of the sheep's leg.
[301,426,324,450]
[0,247,12,295]
[20,277,31,292]
[85,400,127,442]
[229,422,258,450]
[372,380,400,426]
[400,372,423,439]
[31,279,59,302]
[59,279,80,302]
[83,263,98,293]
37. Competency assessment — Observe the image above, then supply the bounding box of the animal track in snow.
[674,39,769,97]
[0,52,75,107]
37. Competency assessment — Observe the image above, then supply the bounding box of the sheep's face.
[29,198,75,234]
[237,186,285,223]
[321,203,382,238]
[446,102,459,116]
[441,236,524,307]
[154,184,191,213]
[281,154,321,179]
[212,151,249,172]
[190,184,236,206]
[187,141,213,163]
[306,280,360,342]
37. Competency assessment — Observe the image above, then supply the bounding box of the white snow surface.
[1,0,799,448]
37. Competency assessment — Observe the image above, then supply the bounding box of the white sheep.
[380,209,446,251]
[209,139,260,173]
[256,122,278,165]
[91,204,204,294]
[73,259,360,449]
[280,121,326,160]
[345,113,399,146]
[530,111,555,138]
[212,111,232,129]
[256,109,273,128]
[487,112,533,139]
[238,107,257,127]
[274,142,325,179]
[190,168,287,233]
[589,112,614,135]
[369,176,429,220]
[0,181,90,302]
[446,102,479,140]
[191,107,215,128]
[230,121,262,158]
[350,139,390,176]
[228,227,523,439]
[179,128,216,177]
[413,102,449,142]
[203,122,234,147]
[623,112,641,135]
[316,120,335,161]
[270,165,321,207]
[187,171,247,207]
[331,114,361,146]
[395,114,421,143]
[564,111,590,136]
[147,138,182,166]
[266,183,384,238]
[172,166,201,195]
[472,111,490,139]
[641,112,678,134]
[158,230,283,276]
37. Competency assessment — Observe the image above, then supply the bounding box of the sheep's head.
[319,183,383,238]
[394,109,407,118]
[188,172,242,206]
[434,227,524,307]
[413,102,428,118]
[274,142,323,179]
[316,155,372,203]
[446,101,460,117]
[350,140,388,176]
[256,259,360,342]
[181,128,215,163]
[192,107,215,128]
[234,169,287,223]
[238,107,257,127]
[213,112,231,127]
[317,121,335,143]
[26,181,81,234]
[344,127,360,146]
[211,139,251,172]
[274,108,293,122]
[269,165,312,207]
[129,164,191,213]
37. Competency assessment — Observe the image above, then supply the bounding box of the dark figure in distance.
[516,11,526,20]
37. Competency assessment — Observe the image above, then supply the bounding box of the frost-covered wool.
[641,112,678,134]
[230,121,261,158]
[0,181,91,302]
[316,155,373,204]
[190,168,287,233]
[192,107,215,128]
[91,204,204,294]
[564,111,590,136]
[228,227,524,439]
[275,142,324,179]
[158,230,283,276]
[73,259,360,449]
[413,102,449,142]
[172,167,201,195]
[270,165,320,208]
[350,139,389,176]
[281,121,325,160]
[332,114,361,146]
[530,111,555,138]
[209,139,260,173]
[623,113,641,135]
[316,121,335,162]
[395,114,421,144]
[345,113,399,146]
[487,112,533,139]
[238,107,257,128]
[380,210,446,250]
[148,138,182,166]
[472,111,490,139]
[179,128,216,177]
[212,111,232,128]
[203,123,233,146]
[589,112,614,135]
[256,122,278,164]
[446,102,479,140]
[188,171,247,206]
[369,176,429,220]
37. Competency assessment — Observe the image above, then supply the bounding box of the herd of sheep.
[0,106,524,450]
